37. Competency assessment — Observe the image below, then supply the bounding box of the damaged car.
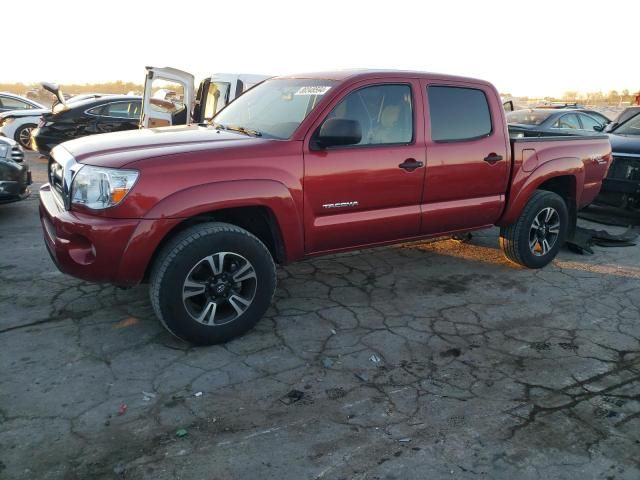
[31,88,143,156]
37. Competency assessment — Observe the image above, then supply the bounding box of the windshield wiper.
[212,123,262,137]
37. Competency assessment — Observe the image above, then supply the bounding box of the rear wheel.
[150,222,277,345]
[14,123,37,149]
[500,190,568,268]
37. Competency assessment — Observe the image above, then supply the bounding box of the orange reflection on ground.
[554,260,640,279]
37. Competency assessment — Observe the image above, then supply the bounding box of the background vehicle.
[1,90,121,150]
[596,114,640,210]
[0,94,47,149]
[141,67,270,127]
[508,108,609,135]
[0,137,30,203]
[31,95,142,155]
[0,92,44,113]
[39,70,612,345]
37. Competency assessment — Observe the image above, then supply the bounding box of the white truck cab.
[141,67,270,128]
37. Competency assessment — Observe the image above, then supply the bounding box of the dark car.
[597,114,640,210]
[605,106,640,132]
[31,95,142,156]
[507,108,609,135]
[0,137,31,203]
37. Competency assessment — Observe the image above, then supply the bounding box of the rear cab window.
[427,86,492,141]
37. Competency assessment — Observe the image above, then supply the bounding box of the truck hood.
[62,125,262,168]
[0,108,49,119]
[608,133,640,155]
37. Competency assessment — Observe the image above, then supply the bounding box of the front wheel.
[150,222,277,345]
[500,190,568,268]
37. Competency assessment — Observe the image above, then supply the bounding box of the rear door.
[90,100,142,133]
[141,67,195,128]
[420,82,510,234]
[303,79,426,253]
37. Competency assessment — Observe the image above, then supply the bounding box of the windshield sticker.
[294,86,332,96]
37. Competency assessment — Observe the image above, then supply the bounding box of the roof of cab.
[275,69,492,86]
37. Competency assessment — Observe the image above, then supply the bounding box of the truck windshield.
[213,79,337,139]
[613,114,640,135]
[507,110,552,125]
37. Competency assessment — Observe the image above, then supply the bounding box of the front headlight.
[71,165,139,210]
[0,144,8,158]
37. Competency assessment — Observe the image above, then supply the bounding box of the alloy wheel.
[528,207,560,256]
[182,252,257,326]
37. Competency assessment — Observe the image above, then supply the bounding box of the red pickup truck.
[39,70,612,344]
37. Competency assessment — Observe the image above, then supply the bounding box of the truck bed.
[497,128,612,226]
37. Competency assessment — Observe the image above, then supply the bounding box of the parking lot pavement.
[1,153,639,480]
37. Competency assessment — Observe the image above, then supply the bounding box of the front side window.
[428,86,492,141]
[578,114,601,131]
[553,114,580,129]
[322,84,413,146]
[213,78,337,139]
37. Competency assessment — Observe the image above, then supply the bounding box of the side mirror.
[593,124,604,132]
[315,118,362,148]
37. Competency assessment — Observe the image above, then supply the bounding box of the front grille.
[10,145,24,163]
[607,155,640,182]
[48,157,65,200]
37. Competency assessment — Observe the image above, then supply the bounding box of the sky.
[5,0,639,97]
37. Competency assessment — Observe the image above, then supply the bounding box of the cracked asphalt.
[1,152,639,480]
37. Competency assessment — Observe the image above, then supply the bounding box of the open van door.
[193,77,231,124]
[192,74,270,124]
[141,67,194,128]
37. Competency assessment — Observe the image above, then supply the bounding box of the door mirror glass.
[316,118,362,148]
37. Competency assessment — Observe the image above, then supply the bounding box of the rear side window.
[103,101,141,119]
[1,96,32,110]
[578,114,601,131]
[428,86,492,142]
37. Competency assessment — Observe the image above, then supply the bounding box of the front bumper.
[39,184,141,284]
[0,161,31,203]
[0,180,31,203]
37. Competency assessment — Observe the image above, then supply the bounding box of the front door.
[420,81,510,234]
[303,80,426,253]
[141,67,195,128]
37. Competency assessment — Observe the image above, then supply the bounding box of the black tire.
[150,222,277,345]
[14,123,37,150]
[499,190,568,268]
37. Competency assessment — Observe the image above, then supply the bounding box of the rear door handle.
[484,153,504,164]
[398,158,424,171]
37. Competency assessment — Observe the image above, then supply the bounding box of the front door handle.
[484,153,504,164]
[398,158,424,171]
